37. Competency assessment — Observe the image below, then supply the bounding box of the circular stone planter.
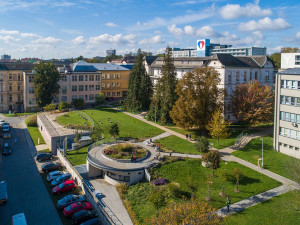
[102,143,150,163]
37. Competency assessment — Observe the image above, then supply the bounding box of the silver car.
[57,194,85,209]
[47,171,64,182]
[50,173,72,187]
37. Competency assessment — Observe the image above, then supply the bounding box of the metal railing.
[77,110,95,130]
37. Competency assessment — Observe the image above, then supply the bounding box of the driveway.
[0,117,62,225]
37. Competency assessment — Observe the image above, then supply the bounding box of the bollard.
[38,138,40,145]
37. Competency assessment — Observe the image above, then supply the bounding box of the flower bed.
[104,143,147,159]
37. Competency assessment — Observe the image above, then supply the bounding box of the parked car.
[0,119,6,125]
[3,133,11,139]
[2,143,11,155]
[36,152,53,162]
[79,218,100,225]
[63,202,92,217]
[52,180,76,195]
[82,179,95,192]
[50,173,72,187]
[41,162,61,173]
[0,181,8,204]
[72,210,97,225]
[2,123,10,133]
[47,171,64,182]
[57,194,85,209]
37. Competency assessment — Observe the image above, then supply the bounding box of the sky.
[0,0,299,59]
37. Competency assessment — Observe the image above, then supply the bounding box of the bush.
[72,98,85,109]
[116,183,129,199]
[153,177,167,186]
[43,104,57,112]
[167,182,181,198]
[58,102,70,111]
[195,136,209,153]
[26,114,38,127]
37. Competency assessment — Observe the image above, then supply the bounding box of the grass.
[39,169,82,225]
[232,136,300,180]
[38,149,51,153]
[166,126,255,149]
[83,107,163,139]
[56,111,92,130]
[66,146,89,166]
[155,135,200,154]
[4,112,36,117]
[123,158,281,224]
[225,190,300,225]
[26,125,46,146]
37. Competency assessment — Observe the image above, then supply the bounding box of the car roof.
[73,209,91,217]
[4,143,9,147]
[64,180,74,184]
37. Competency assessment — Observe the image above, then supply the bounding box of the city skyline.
[0,0,299,59]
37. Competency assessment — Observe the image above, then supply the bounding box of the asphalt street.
[0,117,62,225]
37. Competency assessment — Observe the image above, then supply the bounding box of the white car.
[0,120,5,126]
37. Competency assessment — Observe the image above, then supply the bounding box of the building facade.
[281,53,300,69]
[274,68,300,159]
[211,47,267,56]
[170,48,197,58]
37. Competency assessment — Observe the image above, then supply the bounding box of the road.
[0,116,62,225]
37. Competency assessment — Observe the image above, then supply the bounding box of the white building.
[211,47,266,56]
[281,53,300,69]
[170,48,197,58]
[274,67,300,159]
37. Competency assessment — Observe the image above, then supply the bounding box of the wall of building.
[281,53,300,69]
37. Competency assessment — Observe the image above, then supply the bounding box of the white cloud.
[89,34,136,46]
[32,36,62,45]
[139,35,165,45]
[172,0,224,6]
[168,41,179,47]
[239,17,290,31]
[0,29,19,35]
[105,22,118,28]
[252,31,264,39]
[296,32,300,38]
[20,33,41,38]
[71,36,85,45]
[220,3,272,19]
[267,46,283,54]
[0,35,20,44]
[168,24,219,37]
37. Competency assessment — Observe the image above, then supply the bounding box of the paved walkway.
[36,144,50,151]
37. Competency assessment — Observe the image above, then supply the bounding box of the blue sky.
[0,0,299,59]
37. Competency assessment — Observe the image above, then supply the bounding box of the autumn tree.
[33,61,61,107]
[170,67,224,129]
[148,47,177,124]
[194,136,210,153]
[218,169,230,197]
[232,168,243,192]
[231,80,274,126]
[150,198,223,225]
[206,109,231,147]
[202,150,222,176]
[123,49,152,112]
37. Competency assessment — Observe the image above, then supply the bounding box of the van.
[12,213,27,225]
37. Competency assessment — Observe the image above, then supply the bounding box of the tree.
[194,136,209,153]
[202,150,222,175]
[109,123,119,138]
[147,189,165,217]
[149,198,223,225]
[232,168,243,192]
[43,103,57,112]
[170,67,224,129]
[33,61,61,107]
[231,80,274,126]
[95,93,105,105]
[148,47,177,125]
[218,169,230,197]
[58,102,70,111]
[72,98,85,109]
[123,49,152,112]
[74,130,82,144]
[281,47,299,53]
[206,109,232,147]
[90,127,104,142]
[269,53,280,70]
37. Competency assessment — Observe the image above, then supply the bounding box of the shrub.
[195,136,209,153]
[116,183,129,199]
[26,114,38,127]
[58,102,70,111]
[153,177,167,186]
[167,182,181,198]
[43,104,57,112]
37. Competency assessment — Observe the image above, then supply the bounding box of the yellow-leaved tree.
[206,109,231,147]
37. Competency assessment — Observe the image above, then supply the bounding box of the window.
[18,74,21,81]
[53,96,58,103]
[9,74,12,80]
[116,82,120,87]
[29,87,34,94]
[72,75,77,81]
[106,92,111,97]
[85,85,88,91]
[292,81,297,89]
[228,74,232,82]
[72,85,77,92]
[89,75,94,81]
[85,75,88,81]
[18,94,21,102]
[112,92,115,96]
[281,80,285,88]
[89,85,94,91]
[291,113,296,122]
[89,94,94,101]
[107,74,111,79]
[107,83,110,88]
[61,96,67,102]
[102,74,105,80]
[61,76,67,82]
[79,75,83,81]
[18,84,20,91]
[96,85,100,91]
[111,82,115,88]
[78,95,84,99]
[79,85,84,91]
[9,84,12,91]
[243,71,247,81]
[29,98,35,105]
[289,145,294,149]
[96,75,101,81]
[296,147,299,151]
[102,83,105,88]
[236,72,240,82]
[85,95,88,101]
[9,95,12,102]
[297,115,300,123]
[291,130,297,139]
[117,92,120,96]
[29,76,34,83]
[255,72,258,80]
[61,86,67,94]
[116,74,120,79]
[0,95,3,102]
[112,74,115,79]
[284,112,290,121]
[280,127,284,135]
[72,95,77,101]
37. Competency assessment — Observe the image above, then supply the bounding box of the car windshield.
[58,183,64,188]
[65,205,72,211]
[81,202,86,207]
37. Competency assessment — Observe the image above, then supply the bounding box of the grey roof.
[209,54,251,67]
[144,56,158,65]
[278,68,300,75]
[0,62,35,71]
[72,60,129,72]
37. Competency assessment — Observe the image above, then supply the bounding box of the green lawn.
[83,107,163,139]
[4,112,36,117]
[225,190,300,225]
[66,146,89,166]
[232,136,300,180]
[166,126,254,149]
[123,158,281,224]
[56,111,92,130]
[155,135,200,154]
[26,126,46,145]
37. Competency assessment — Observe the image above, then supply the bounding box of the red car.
[52,180,76,195]
[63,202,93,217]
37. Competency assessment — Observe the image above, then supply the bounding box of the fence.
[145,168,151,182]
[77,111,95,130]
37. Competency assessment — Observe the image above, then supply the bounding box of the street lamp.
[260,138,264,167]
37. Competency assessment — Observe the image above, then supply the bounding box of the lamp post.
[261,138,264,167]
[154,102,157,123]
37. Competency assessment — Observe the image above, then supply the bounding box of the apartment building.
[274,68,300,159]
[24,61,130,112]
[148,54,274,121]
[281,52,300,69]
[0,62,34,112]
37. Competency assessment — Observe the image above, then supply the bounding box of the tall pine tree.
[148,47,177,124]
[123,49,152,112]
